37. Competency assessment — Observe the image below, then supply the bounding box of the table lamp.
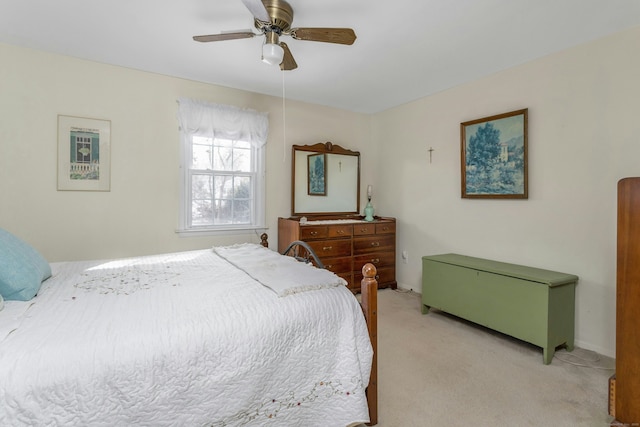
[364,185,374,221]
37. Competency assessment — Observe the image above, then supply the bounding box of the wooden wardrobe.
[611,177,640,424]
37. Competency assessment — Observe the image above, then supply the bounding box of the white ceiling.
[1,0,640,114]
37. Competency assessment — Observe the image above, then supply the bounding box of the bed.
[0,230,378,426]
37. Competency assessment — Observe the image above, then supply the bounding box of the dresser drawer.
[353,234,395,254]
[353,223,376,236]
[300,226,328,240]
[353,251,395,269]
[322,256,353,274]
[328,224,353,238]
[307,238,352,258]
[353,221,394,236]
[376,222,395,234]
[297,224,352,240]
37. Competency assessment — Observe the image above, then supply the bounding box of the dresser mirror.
[292,142,360,216]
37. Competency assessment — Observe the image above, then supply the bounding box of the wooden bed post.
[361,263,378,426]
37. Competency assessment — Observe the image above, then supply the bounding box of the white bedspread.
[0,246,373,426]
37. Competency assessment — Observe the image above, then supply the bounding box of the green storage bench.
[421,254,578,364]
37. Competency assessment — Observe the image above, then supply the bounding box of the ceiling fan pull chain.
[282,69,286,162]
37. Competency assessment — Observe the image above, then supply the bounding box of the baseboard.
[573,339,615,359]
[397,282,421,293]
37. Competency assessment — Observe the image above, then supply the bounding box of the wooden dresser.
[278,216,397,293]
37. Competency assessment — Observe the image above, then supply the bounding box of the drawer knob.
[337,230,344,234]
[371,241,380,247]
[360,228,369,232]
[310,231,318,236]
[322,246,333,251]
[371,258,380,264]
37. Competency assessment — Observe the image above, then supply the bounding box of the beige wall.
[0,42,373,261]
[3,25,638,357]
[372,26,640,357]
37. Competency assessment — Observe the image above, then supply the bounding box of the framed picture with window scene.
[307,153,326,196]
[461,108,528,199]
[57,115,111,191]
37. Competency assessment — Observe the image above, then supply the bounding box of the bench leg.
[544,341,575,364]
[422,304,431,314]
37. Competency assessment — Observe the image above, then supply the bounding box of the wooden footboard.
[361,263,378,426]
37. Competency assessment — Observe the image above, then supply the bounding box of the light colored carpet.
[362,288,615,427]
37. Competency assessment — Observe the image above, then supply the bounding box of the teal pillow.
[0,228,52,301]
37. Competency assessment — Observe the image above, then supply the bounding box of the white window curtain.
[176,98,269,235]
[177,98,268,147]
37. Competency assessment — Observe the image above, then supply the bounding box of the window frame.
[177,134,266,237]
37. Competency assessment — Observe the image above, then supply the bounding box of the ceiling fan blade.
[193,31,256,42]
[279,42,297,71]
[241,0,271,22]
[289,28,356,45]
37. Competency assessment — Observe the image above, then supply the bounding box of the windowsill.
[176,226,268,238]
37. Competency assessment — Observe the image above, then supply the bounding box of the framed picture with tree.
[461,109,528,199]
[307,153,326,196]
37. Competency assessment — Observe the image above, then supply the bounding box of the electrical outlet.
[401,250,409,264]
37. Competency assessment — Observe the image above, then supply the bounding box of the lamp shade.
[262,43,284,66]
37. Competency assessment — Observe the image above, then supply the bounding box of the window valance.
[177,98,269,147]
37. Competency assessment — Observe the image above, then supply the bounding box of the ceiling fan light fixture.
[193,0,356,70]
[262,42,284,66]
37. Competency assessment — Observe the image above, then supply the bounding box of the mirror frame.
[291,142,361,217]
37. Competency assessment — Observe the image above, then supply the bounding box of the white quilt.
[0,246,373,426]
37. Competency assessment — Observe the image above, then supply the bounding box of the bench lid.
[422,253,578,287]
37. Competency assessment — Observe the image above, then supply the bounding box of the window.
[75,136,92,163]
[177,98,268,235]
[190,137,254,227]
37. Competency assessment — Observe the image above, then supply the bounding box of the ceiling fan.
[193,0,357,71]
